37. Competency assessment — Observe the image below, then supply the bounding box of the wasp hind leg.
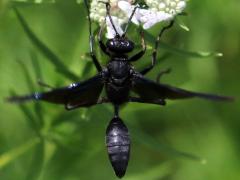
[129,97,166,106]
[156,68,172,83]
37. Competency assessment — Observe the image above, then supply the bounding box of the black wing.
[132,73,233,101]
[7,74,104,110]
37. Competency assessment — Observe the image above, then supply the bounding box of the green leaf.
[51,110,81,127]
[17,59,43,133]
[30,52,44,128]
[17,60,35,92]
[9,91,40,134]
[130,126,205,163]
[14,7,79,81]
[20,103,41,134]
[80,60,95,78]
[177,16,190,32]
[25,139,44,180]
[11,0,56,6]
[125,162,173,180]
[145,32,222,58]
[42,140,57,165]
[30,51,43,82]
[178,21,190,32]
[0,138,40,169]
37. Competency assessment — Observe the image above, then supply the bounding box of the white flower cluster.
[90,0,128,24]
[90,0,133,38]
[145,0,186,16]
[89,0,186,38]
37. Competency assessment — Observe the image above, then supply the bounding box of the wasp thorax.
[106,116,130,178]
[106,38,134,53]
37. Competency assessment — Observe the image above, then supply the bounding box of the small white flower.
[137,9,173,29]
[145,0,186,16]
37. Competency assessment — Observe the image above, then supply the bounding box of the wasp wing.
[132,73,233,101]
[7,74,104,110]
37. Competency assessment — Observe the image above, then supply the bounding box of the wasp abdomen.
[106,117,130,178]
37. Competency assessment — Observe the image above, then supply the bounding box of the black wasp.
[7,1,233,178]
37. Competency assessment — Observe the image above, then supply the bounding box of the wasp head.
[106,36,135,54]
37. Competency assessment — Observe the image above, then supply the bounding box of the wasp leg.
[156,68,172,83]
[84,0,102,72]
[97,19,111,56]
[140,20,174,75]
[129,30,146,62]
[128,97,166,106]
[97,97,110,104]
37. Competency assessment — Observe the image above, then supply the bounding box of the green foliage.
[0,0,239,180]
[14,7,79,81]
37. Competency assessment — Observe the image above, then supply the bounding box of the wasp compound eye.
[106,117,130,178]
[106,39,134,53]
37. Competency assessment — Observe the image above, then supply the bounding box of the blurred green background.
[0,0,239,179]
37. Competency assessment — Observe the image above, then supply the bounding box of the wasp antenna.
[123,5,139,36]
[99,1,119,37]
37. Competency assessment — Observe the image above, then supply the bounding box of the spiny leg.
[65,97,110,110]
[125,6,147,62]
[129,30,146,62]
[156,68,171,83]
[129,97,166,106]
[97,97,110,104]
[97,15,110,55]
[84,0,102,72]
[140,20,174,75]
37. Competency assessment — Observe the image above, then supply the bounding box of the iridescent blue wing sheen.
[7,74,104,110]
